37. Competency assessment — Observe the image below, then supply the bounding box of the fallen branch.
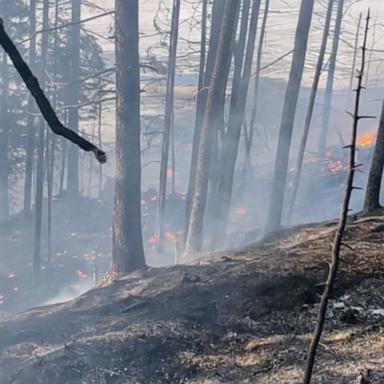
[0,19,106,164]
[303,10,370,384]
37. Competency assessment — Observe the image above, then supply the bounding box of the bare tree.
[156,0,181,252]
[112,0,146,274]
[244,0,270,179]
[287,0,335,222]
[185,0,224,237]
[265,0,315,234]
[23,0,37,214]
[210,0,261,249]
[67,0,81,196]
[318,0,344,154]
[303,11,370,383]
[184,0,241,254]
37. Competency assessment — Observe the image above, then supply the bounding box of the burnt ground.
[0,217,383,383]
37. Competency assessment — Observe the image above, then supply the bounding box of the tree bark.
[363,101,384,213]
[184,0,241,254]
[185,0,224,237]
[0,51,9,222]
[287,0,335,223]
[23,0,37,214]
[244,0,270,179]
[112,0,146,274]
[156,0,181,252]
[209,0,261,249]
[318,0,344,154]
[265,0,315,234]
[67,0,82,196]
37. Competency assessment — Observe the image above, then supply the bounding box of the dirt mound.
[0,218,383,383]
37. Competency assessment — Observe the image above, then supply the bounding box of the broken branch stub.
[0,18,106,164]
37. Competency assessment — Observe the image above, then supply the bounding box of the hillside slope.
[0,217,383,384]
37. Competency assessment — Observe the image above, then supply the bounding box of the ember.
[76,270,87,279]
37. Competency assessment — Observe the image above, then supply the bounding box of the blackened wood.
[0,19,106,164]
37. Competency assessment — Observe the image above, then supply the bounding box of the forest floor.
[0,216,383,383]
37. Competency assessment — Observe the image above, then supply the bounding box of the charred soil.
[0,217,383,383]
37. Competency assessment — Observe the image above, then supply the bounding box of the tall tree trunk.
[67,0,81,196]
[33,0,49,283]
[347,13,362,107]
[286,0,335,223]
[318,0,344,154]
[244,0,270,179]
[23,0,37,214]
[265,0,315,234]
[112,0,146,275]
[184,0,241,254]
[363,101,384,213]
[184,0,224,237]
[0,51,9,222]
[156,0,181,252]
[209,0,261,249]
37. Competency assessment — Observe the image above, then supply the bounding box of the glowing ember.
[165,232,176,242]
[357,131,376,147]
[327,160,347,174]
[147,235,158,245]
[76,270,87,279]
[235,207,247,218]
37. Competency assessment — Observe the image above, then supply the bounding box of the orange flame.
[357,131,376,147]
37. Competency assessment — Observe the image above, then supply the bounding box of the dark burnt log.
[0,19,106,164]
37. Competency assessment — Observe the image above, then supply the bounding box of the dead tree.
[23,0,37,214]
[303,11,370,384]
[33,0,49,283]
[209,0,261,249]
[0,20,106,162]
[287,0,335,222]
[0,51,9,222]
[244,0,270,179]
[318,0,344,154]
[67,0,82,196]
[185,0,224,238]
[265,0,315,234]
[184,0,241,254]
[347,13,362,107]
[156,0,181,252]
[363,100,384,214]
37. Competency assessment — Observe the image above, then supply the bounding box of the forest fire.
[357,131,376,147]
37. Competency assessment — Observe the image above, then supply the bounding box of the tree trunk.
[318,0,344,154]
[244,0,270,179]
[209,0,261,249]
[67,0,81,196]
[347,13,362,107]
[184,0,224,237]
[156,0,181,252]
[0,51,9,222]
[112,0,146,275]
[184,0,241,254]
[33,0,49,283]
[265,0,315,234]
[23,0,37,214]
[363,101,384,213]
[286,0,335,223]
